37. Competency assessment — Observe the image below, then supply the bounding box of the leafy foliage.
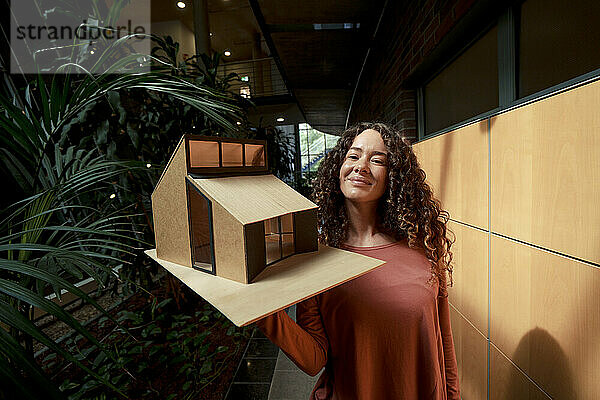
[52,294,251,399]
[1,3,295,396]
[0,29,246,399]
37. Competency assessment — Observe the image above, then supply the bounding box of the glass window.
[265,234,280,264]
[264,217,280,235]
[424,25,499,135]
[519,0,600,98]
[299,123,340,183]
[282,233,294,258]
[187,181,214,272]
[221,142,243,167]
[245,144,266,167]
[263,213,295,264]
[281,213,294,233]
[188,140,220,168]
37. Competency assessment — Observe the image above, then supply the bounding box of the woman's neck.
[343,199,395,247]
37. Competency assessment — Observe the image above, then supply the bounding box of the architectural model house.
[147,134,385,326]
[151,134,318,284]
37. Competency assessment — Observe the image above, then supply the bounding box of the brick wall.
[349,0,477,140]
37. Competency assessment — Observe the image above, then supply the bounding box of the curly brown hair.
[312,122,454,288]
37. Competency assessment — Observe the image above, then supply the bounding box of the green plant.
[0,29,245,399]
[53,294,251,399]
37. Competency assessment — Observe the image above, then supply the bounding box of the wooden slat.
[490,236,600,399]
[450,306,488,400]
[490,80,600,264]
[145,245,385,327]
[447,221,488,336]
[412,120,488,230]
[193,175,317,225]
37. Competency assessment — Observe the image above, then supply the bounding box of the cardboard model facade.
[151,134,319,284]
[148,134,385,326]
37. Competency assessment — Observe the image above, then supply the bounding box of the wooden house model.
[151,134,318,284]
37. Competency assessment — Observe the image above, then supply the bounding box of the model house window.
[221,142,243,167]
[264,213,295,265]
[186,180,214,272]
[423,25,499,135]
[245,143,266,166]
[187,138,266,170]
[188,140,219,168]
[518,0,600,98]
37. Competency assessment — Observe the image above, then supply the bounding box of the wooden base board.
[145,245,386,327]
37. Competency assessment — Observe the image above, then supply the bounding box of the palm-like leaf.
[0,11,245,396]
[0,151,146,397]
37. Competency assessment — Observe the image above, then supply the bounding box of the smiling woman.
[256,122,459,400]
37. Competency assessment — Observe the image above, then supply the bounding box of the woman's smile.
[347,175,372,185]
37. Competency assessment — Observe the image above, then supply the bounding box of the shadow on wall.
[505,328,576,399]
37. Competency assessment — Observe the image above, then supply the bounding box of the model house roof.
[190,174,317,225]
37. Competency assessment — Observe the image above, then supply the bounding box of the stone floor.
[224,305,321,400]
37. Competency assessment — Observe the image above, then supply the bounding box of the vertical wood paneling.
[490,344,551,400]
[412,120,489,230]
[447,221,489,336]
[490,235,600,399]
[450,306,488,400]
[491,79,600,264]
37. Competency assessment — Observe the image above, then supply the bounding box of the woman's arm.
[438,293,460,400]
[255,295,329,376]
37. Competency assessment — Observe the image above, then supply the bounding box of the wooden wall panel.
[210,201,247,284]
[490,80,600,264]
[447,221,489,336]
[450,306,488,400]
[412,120,489,229]
[152,139,192,267]
[245,221,267,283]
[293,209,318,253]
[490,344,551,400]
[490,236,600,399]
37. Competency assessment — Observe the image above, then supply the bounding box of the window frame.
[185,135,269,176]
[185,177,217,275]
[416,1,600,141]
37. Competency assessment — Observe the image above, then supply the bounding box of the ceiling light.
[276,117,285,122]
[176,1,186,9]
[224,50,231,56]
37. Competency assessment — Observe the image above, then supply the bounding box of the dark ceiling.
[150,0,385,134]
[254,0,385,133]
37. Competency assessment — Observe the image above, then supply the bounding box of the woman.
[256,122,460,399]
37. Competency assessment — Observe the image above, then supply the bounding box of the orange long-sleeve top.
[255,240,460,400]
